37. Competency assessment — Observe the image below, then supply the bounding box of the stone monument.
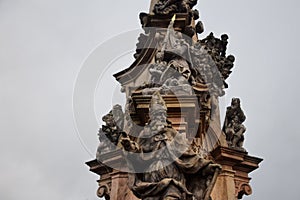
[86,1,263,199]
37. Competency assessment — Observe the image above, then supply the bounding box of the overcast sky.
[1,0,300,199]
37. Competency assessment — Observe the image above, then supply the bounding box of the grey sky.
[1,0,299,199]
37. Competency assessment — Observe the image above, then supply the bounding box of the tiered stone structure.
[86,1,262,199]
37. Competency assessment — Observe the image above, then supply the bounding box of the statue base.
[86,146,262,200]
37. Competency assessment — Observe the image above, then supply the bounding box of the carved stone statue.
[153,0,198,15]
[197,32,235,90]
[222,98,247,151]
[143,20,195,95]
[149,52,168,84]
[134,33,149,59]
[120,91,221,200]
[87,2,264,200]
[96,104,125,156]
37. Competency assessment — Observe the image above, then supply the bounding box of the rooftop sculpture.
[86,1,263,200]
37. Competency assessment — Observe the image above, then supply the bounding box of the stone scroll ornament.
[120,91,222,200]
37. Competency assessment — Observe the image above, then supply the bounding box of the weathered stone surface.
[222,98,247,151]
[87,1,262,200]
[153,0,198,15]
[120,92,221,200]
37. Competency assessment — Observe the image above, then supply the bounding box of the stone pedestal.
[109,172,139,200]
[211,147,263,199]
[86,152,139,200]
[87,146,262,200]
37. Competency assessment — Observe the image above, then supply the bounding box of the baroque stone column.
[86,1,263,199]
